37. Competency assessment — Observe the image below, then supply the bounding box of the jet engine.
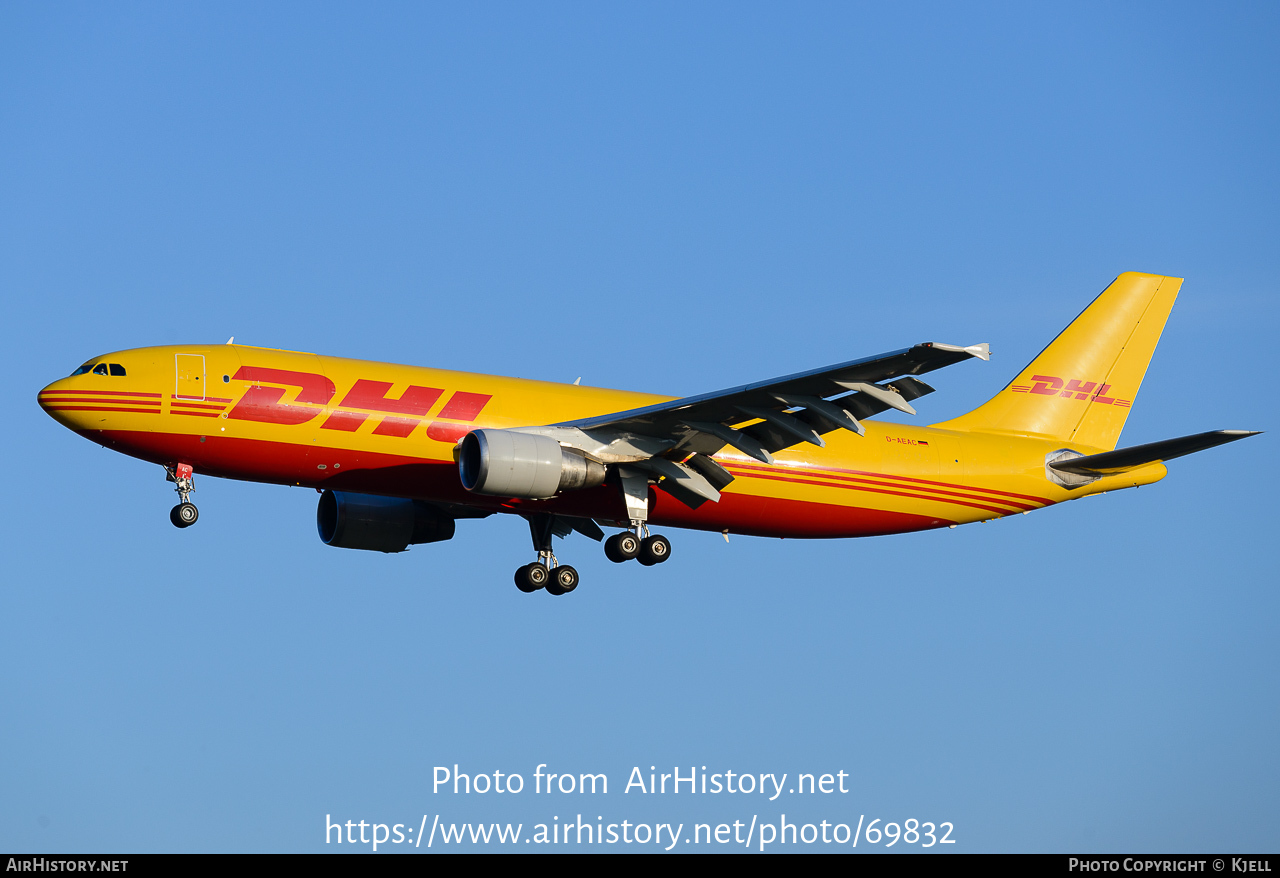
[316,490,455,553]
[458,428,606,499]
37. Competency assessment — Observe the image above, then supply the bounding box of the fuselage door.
[175,354,206,401]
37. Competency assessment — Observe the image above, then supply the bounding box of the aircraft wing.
[563,341,989,458]
[553,341,989,509]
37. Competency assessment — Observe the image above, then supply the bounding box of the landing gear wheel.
[552,565,579,594]
[170,502,199,528]
[604,532,640,563]
[515,563,548,593]
[636,534,671,566]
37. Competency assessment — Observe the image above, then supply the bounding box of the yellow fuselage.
[38,344,1165,538]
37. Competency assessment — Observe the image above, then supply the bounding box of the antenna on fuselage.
[226,337,235,345]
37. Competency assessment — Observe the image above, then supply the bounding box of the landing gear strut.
[604,466,672,566]
[515,514,579,596]
[166,463,198,529]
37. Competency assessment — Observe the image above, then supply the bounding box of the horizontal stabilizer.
[1049,430,1260,476]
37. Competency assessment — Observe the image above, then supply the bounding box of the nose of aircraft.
[38,376,88,430]
[38,360,166,434]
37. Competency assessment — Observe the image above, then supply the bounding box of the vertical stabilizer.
[933,272,1182,450]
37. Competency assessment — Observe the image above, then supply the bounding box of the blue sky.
[1,2,1276,852]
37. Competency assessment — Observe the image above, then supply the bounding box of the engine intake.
[316,490,455,553]
[458,429,606,499]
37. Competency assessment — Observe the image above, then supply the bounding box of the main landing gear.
[515,515,579,596]
[512,469,672,595]
[515,561,579,595]
[604,526,671,567]
[513,522,673,596]
[166,463,199,528]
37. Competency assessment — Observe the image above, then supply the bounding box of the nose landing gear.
[166,463,199,529]
[170,502,199,528]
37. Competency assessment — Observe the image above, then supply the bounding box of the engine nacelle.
[458,429,606,499]
[316,490,455,553]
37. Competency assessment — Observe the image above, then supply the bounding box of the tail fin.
[934,272,1182,450]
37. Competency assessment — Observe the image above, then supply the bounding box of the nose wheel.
[165,463,199,529]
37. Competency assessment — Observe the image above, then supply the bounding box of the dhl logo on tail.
[1008,376,1131,408]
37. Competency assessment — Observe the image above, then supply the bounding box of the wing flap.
[630,456,722,509]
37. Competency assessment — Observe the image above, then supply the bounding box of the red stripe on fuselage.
[87,430,957,539]
[724,464,1040,512]
[43,406,160,414]
[648,490,954,538]
[42,390,162,398]
[725,460,1051,505]
[727,467,1014,516]
[38,399,163,409]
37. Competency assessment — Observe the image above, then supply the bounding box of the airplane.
[38,271,1258,596]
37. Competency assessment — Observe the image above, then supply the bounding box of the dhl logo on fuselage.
[1008,375,1132,408]
[225,366,492,442]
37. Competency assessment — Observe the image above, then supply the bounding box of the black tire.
[554,565,579,594]
[517,563,548,593]
[637,534,671,566]
[170,503,198,528]
[604,533,640,563]
[514,564,541,593]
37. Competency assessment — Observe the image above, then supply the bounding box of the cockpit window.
[109,363,126,376]
[92,363,109,375]
[71,362,95,376]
